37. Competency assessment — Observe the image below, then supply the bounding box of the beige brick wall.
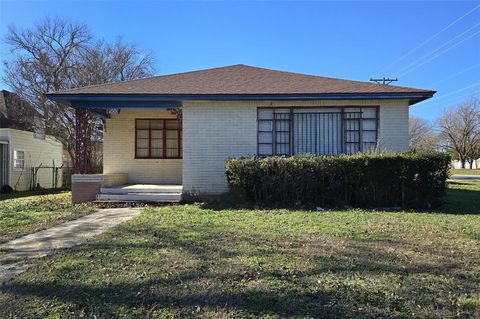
[102,173,128,187]
[104,109,182,184]
[182,102,257,195]
[378,100,410,152]
[182,99,410,195]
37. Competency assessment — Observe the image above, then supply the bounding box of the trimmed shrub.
[225,152,451,209]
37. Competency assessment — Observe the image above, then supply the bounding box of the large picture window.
[257,107,378,156]
[135,119,182,159]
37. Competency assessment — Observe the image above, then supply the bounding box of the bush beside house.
[225,152,451,209]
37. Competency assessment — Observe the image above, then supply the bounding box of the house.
[46,64,435,203]
[0,91,63,192]
[452,159,478,170]
[0,129,63,191]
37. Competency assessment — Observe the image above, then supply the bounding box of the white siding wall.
[0,129,63,191]
[103,109,182,184]
[182,99,410,195]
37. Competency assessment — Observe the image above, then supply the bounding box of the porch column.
[72,108,101,203]
[74,108,88,174]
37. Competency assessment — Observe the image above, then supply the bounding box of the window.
[258,107,378,156]
[13,149,25,170]
[135,119,182,158]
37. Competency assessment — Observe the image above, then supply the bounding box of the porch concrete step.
[100,185,182,195]
[96,193,182,202]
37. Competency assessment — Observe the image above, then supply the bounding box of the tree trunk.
[467,160,473,169]
[74,108,88,174]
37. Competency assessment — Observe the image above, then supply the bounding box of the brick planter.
[71,174,102,204]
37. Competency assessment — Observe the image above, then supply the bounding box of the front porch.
[71,174,183,203]
[70,106,184,204]
[97,184,182,202]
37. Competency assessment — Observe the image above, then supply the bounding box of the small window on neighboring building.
[13,149,25,170]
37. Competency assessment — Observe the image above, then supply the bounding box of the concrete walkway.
[0,207,141,284]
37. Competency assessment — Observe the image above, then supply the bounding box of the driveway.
[0,207,141,283]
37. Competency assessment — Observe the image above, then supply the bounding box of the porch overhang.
[45,91,434,108]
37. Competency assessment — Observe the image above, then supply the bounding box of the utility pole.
[370,77,398,85]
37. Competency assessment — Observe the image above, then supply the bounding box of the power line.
[418,82,480,107]
[394,21,480,76]
[425,63,480,87]
[433,82,480,99]
[374,4,480,76]
[397,27,480,77]
[417,89,479,109]
[397,29,480,77]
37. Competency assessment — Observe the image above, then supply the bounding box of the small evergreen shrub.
[225,152,451,209]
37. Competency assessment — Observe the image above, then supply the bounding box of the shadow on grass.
[435,181,480,215]
[0,232,350,317]
[0,280,350,318]
[0,232,478,318]
[0,189,68,201]
[1,222,479,318]
[199,181,480,215]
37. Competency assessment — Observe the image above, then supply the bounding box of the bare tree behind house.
[2,17,154,173]
[409,116,438,151]
[438,97,480,169]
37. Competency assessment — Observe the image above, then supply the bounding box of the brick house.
[46,65,435,203]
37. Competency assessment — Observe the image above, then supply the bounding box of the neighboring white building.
[46,64,435,203]
[452,159,479,170]
[0,128,63,191]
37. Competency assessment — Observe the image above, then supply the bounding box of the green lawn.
[0,191,96,243]
[442,180,480,214]
[0,181,479,318]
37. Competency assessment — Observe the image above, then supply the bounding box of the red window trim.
[135,118,182,159]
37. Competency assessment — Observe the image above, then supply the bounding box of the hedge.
[225,152,451,209]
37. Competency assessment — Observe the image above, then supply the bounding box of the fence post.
[52,160,55,189]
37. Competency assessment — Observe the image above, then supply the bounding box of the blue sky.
[0,1,479,121]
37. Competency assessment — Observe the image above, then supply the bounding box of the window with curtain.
[135,119,182,159]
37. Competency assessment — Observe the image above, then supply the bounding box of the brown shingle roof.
[49,64,434,96]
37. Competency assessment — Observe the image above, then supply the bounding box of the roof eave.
[45,92,435,108]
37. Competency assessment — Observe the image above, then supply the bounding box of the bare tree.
[409,116,438,151]
[2,17,154,173]
[438,97,480,169]
[77,39,153,86]
[3,17,90,165]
